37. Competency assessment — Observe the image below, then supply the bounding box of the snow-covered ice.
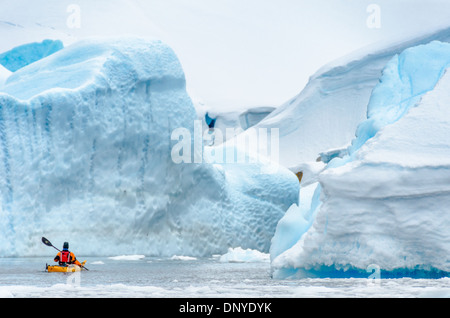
[0,39,63,72]
[271,40,450,279]
[194,101,276,145]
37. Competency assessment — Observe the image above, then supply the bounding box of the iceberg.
[0,37,299,257]
[271,41,450,278]
[0,64,10,87]
[0,39,63,72]
[251,27,450,170]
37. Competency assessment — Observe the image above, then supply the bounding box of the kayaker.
[54,242,82,266]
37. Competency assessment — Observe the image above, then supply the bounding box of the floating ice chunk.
[170,255,197,261]
[271,41,450,278]
[0,37,299,258]
[219,247,270,263]
[108,255,145,261]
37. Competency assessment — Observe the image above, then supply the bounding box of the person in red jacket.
[54,242,81,266]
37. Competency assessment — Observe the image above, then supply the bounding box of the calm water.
[0,257,449,298]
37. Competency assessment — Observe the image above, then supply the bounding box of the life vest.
[60,250,71,263]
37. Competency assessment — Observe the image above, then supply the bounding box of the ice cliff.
[0,37,299,257]
[271,40,450,278]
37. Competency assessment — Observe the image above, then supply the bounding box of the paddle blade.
[42,237,53,247]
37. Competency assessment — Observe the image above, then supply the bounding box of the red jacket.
[54,250,81,266]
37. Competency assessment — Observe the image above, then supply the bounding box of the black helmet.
[63,242,69,250]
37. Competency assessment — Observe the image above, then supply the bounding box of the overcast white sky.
[1,0,450,109]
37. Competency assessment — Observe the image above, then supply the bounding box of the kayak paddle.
[41,237,89,271]
[42,237,60,251]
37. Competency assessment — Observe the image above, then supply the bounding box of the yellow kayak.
[46,261,87,273]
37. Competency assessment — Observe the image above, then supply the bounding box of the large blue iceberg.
[0,37,299,257]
